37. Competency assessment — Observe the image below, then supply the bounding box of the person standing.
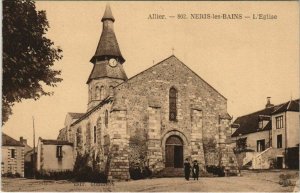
[192,160,200,180]
[184,158,191,180]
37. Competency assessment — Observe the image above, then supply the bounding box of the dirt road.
[2,170,298,192]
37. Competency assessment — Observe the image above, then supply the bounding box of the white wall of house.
[272,112,286,149]
[41,144,74,171]
[1,146,24,177]
[37,139,74,172]
[231,130,271,152]
[286,111,299,148]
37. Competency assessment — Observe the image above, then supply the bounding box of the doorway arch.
[165,135,183,168]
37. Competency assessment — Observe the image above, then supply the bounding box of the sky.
[2,1,299,147]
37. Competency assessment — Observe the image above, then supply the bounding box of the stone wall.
[1,146,25,177]
[113,56,233,172]
[66,56,239,180]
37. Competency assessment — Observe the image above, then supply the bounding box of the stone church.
[58,4,238,180]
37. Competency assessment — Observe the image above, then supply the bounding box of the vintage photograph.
[2,1,299,192]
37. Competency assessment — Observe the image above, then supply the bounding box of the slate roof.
[101,4,115,22]
[68,112,85,119]
[232,99,299,137]
[87,61,127,83]
[40,138,73,146]
[272,99,299,115]
[2,133,25,147]
[90,4,125,64]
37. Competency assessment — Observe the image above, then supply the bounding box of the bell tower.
[87,4,127,111]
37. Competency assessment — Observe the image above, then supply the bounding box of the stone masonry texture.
[66,55,239,181]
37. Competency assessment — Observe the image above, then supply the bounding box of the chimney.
[265,97,274,108]
[20,137,27,145]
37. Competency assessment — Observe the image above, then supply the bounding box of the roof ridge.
[114,55,175,89]
[114,55,227,100]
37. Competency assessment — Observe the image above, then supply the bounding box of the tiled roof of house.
[232,99,299,137]
[271,99,299,115]
[231,106,277,137]
[68,112,85,119]
[40,138,73,146]
[2,133,25,147]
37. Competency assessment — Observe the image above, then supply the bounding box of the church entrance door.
[165,135,183,168]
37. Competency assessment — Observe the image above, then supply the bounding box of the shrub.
[279,174,293,187]
[2,172,21,178]
[129,165,152,180]
[206,165,225,177]
[73,159,107,183]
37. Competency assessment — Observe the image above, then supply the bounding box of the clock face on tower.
[109,58,117,67]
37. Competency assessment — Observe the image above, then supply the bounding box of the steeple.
[101,4,115,22]
[86,4,127,111]
[90,4,125,65]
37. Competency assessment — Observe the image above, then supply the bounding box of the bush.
[279,174,293,187]
[2,172,21,178]
[129,165,152,180]
[73,153,107,184]
[206,165,225,177]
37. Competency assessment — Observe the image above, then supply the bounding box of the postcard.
[2,1,299,192]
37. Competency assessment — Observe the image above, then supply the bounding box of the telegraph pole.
[32,116,36,178]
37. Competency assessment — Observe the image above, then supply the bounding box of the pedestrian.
[184,158,191,180]
[192,160,199,180]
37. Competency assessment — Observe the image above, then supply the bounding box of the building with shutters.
[58,4,239,180]
[1,133,25,177]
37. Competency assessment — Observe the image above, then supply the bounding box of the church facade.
[58,5,239,180]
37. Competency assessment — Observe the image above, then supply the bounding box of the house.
[57,4,239,181]
[231,98,299,169]
[1,133,25,177]
[36,138,74,172]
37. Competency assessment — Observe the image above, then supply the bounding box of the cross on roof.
[172,47,175,55]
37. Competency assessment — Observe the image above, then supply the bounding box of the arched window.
[86,123,91,148]
[169,87,177,121]
[95,86,100,100]
[94,126,97,143]
[76,127,82,147]
[100,86,105,100]
[105,110,108,127]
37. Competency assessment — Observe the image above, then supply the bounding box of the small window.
[259,121,263,129]
[56,146,63,158]
[94,126,97,144]
[257,139,265,152]
[276,116,283,129]
[95,86,100,100]
[277,134,282,148]
[76,128,81,147]
[100,86,105,100]
[105,110,108,127]
[169,87,177,121]
[11,149,16,159]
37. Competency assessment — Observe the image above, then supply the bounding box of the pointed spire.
[101,4,115,22]
[90,4,125,64]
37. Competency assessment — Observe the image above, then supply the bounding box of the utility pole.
[32,116,36,178]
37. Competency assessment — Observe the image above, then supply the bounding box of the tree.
[2,0,63,125]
